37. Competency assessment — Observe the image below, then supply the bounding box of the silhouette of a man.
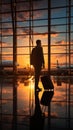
[31,39,45,91]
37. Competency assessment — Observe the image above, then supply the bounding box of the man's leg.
[35,67,41,90]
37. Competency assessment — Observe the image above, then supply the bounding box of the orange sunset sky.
[0,0,73,69]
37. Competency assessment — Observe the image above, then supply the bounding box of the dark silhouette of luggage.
[41,75,54,90]
[40,91,54,106]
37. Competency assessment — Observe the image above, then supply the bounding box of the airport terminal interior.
[0,0,73,130]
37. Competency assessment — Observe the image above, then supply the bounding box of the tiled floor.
[0,75,73,130]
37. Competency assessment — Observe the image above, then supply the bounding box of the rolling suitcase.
[41,75,54,90]
[40,91,54,106]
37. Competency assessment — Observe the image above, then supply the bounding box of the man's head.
[36,39,41,46]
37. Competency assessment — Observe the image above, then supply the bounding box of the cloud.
[17,12,29,21]
[51,31,59,37]
[55,40,65,44]
[1,0,48,22]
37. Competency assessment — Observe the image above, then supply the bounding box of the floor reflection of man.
[30,91,45,130]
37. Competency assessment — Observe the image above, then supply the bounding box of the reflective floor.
[0,75,73,130]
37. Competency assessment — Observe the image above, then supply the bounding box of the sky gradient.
[0,0,73,69]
